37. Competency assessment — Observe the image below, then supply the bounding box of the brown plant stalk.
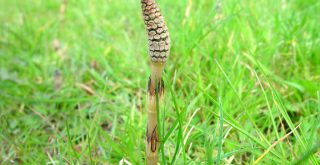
[141,0,170,164]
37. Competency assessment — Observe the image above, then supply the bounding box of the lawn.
[0,0,319,164]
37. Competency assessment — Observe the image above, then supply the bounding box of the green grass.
[1,0,319,164]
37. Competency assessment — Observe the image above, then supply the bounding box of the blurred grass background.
[0,0,319,164]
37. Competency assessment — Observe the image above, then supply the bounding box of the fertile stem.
[141,0,170,164]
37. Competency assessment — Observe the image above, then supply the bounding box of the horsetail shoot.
[141,0,170,164]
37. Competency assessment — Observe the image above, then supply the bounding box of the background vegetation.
[1,0,319,164]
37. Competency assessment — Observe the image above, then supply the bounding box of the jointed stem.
[141,0,170,164]
[146,76,163,164]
